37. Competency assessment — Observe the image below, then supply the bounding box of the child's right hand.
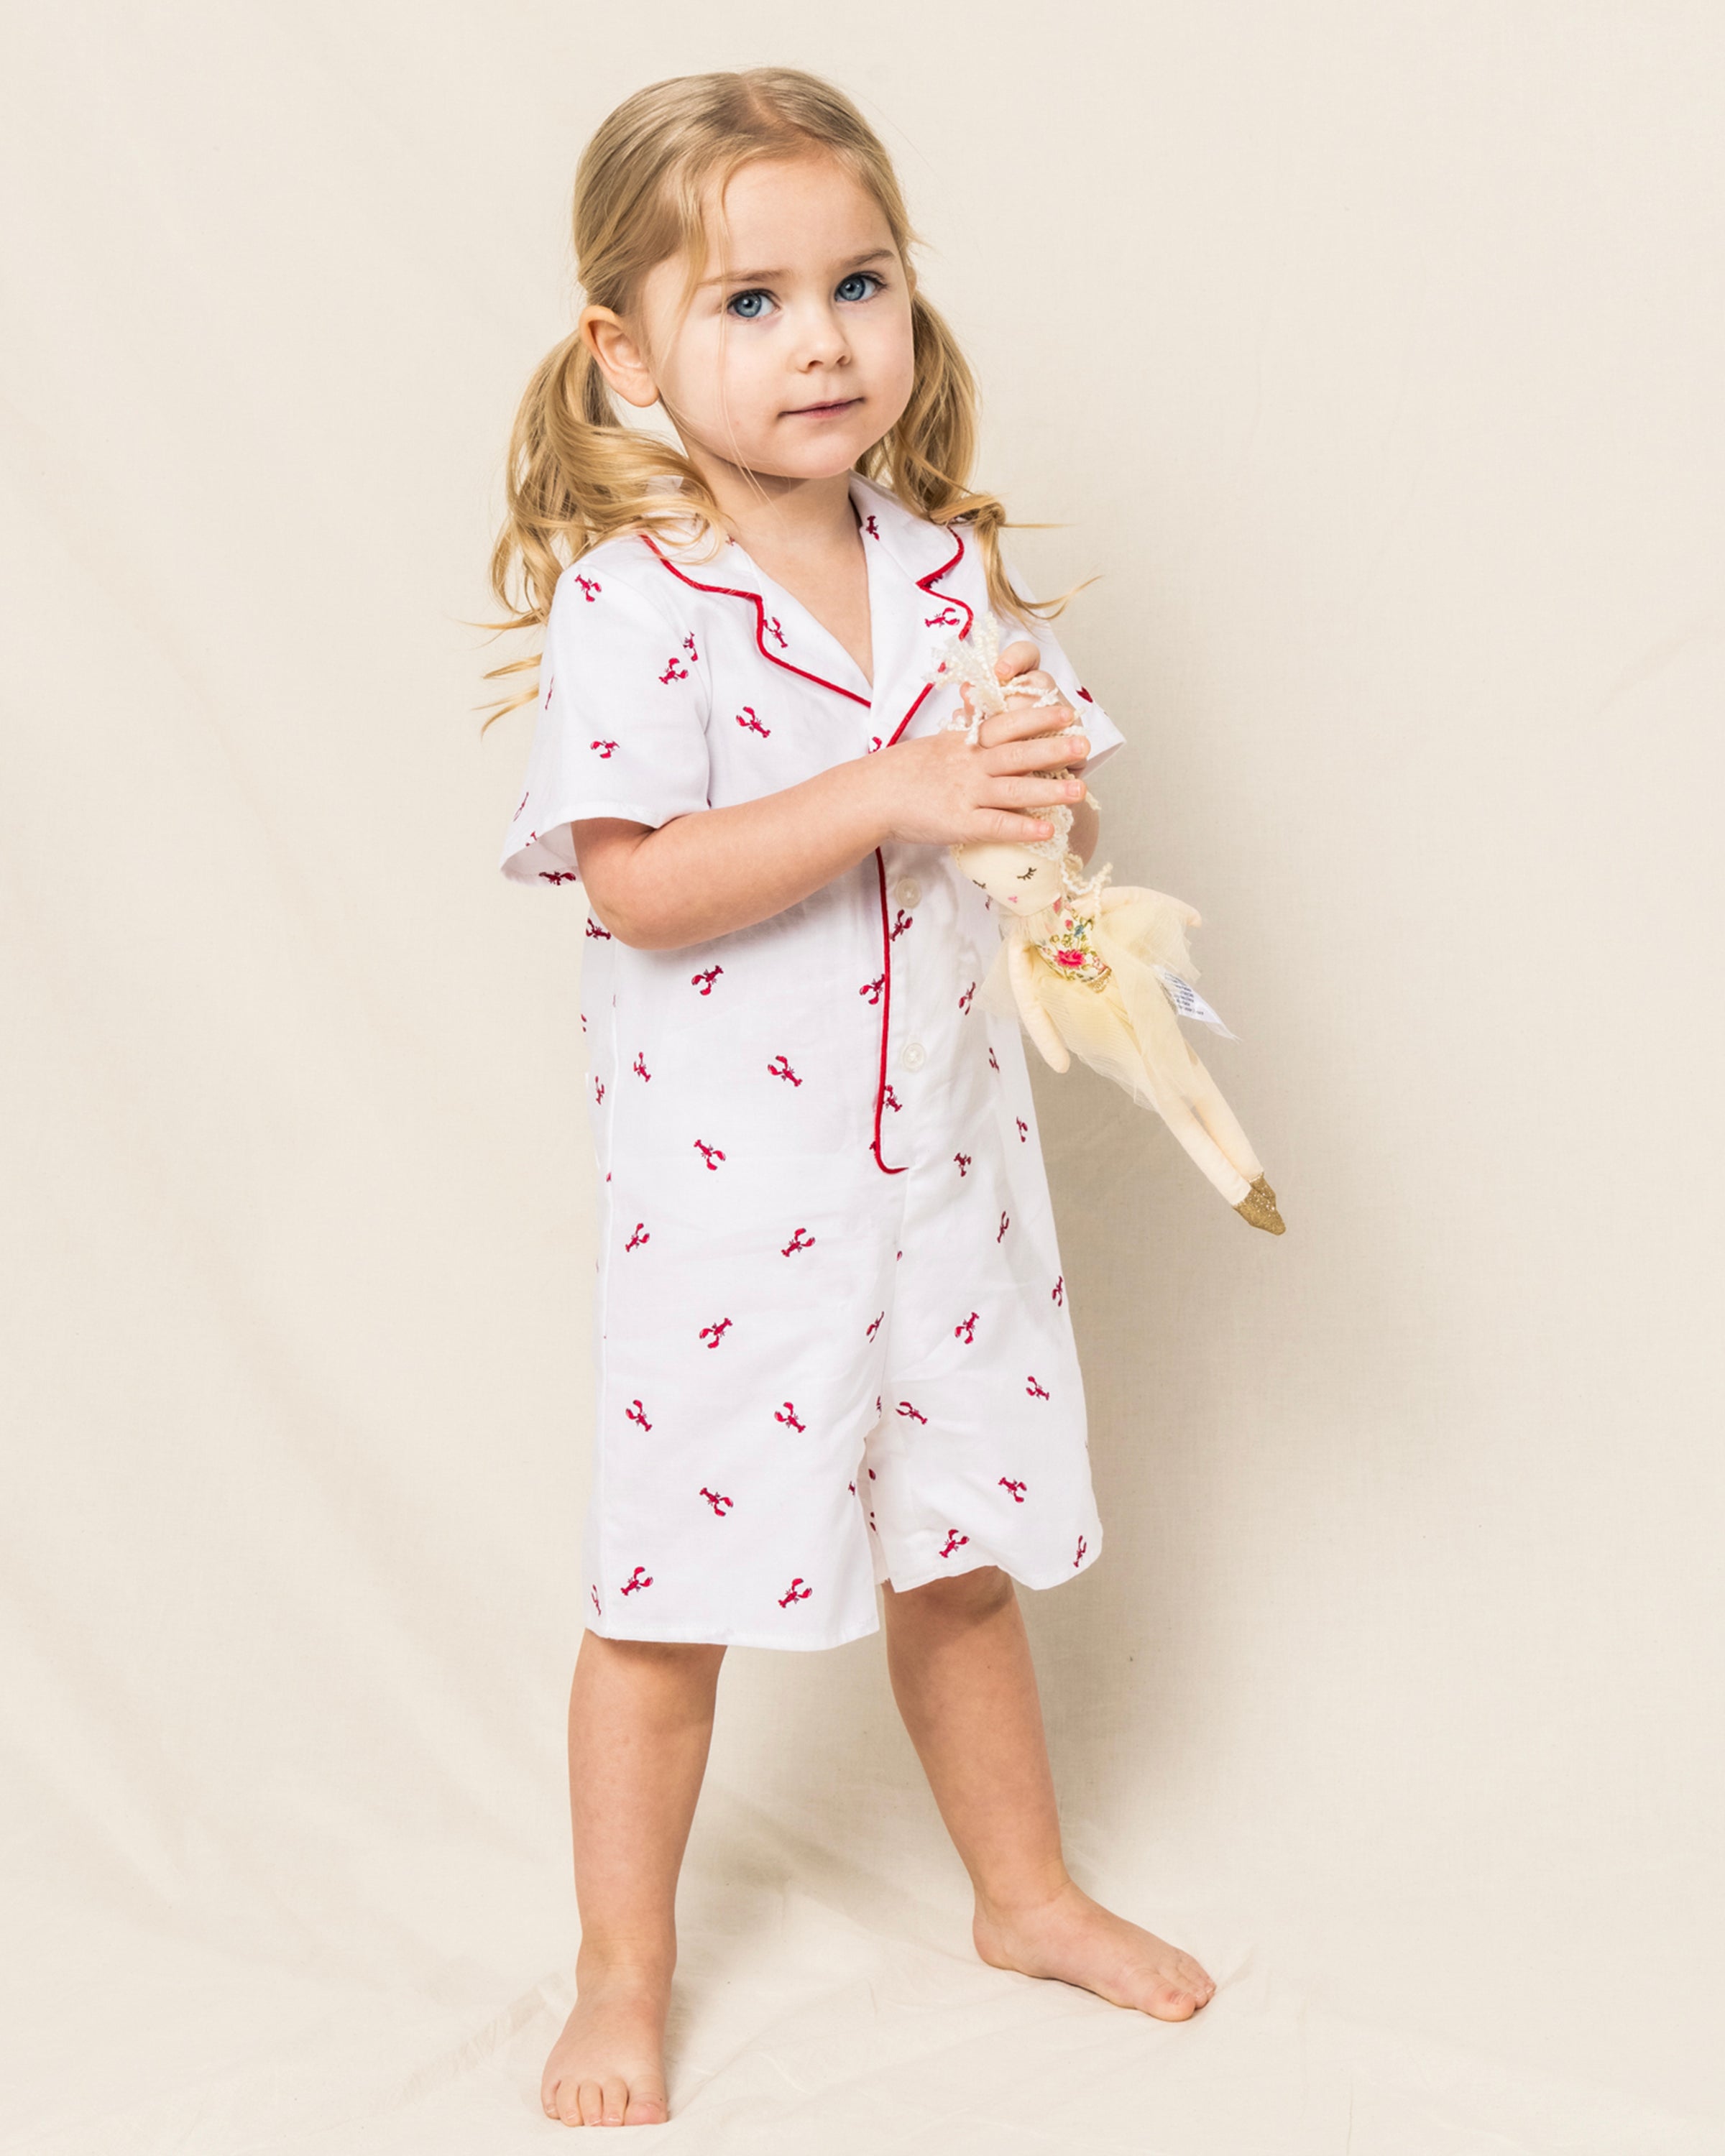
[866,701,1091,849]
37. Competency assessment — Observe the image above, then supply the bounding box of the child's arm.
[576,706,1095,950]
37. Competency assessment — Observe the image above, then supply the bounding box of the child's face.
[623,154,916,485]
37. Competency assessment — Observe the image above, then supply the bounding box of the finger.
[996,639,1042,681]
[981,773,1089,814]
[985,732,1090,773]
[978,697,1074,747]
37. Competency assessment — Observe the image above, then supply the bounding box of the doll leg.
[882,1567,1215,2022]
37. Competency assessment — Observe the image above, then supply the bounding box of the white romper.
[501,474,1128,1649]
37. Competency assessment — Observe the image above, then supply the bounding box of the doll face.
[952,842,1067,912]
[612,154,916,487]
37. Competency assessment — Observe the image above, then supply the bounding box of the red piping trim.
[869,525,973,1173]
[640,534,873,708]
[641,520,974,1177]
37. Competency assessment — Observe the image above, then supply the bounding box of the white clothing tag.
[1155,967,1237,1038]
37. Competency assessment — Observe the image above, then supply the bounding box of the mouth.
[783,397,863,419]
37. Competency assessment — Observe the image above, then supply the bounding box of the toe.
[600,2076,629,2126]
[578,2077,606,2125]
[554,2076,584,2125]
[625,2088,671,2124]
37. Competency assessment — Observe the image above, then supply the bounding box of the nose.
[788,298,851,372]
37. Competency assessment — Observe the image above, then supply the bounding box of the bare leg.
[881,1567,1214,2020]
[541,1631,725,2127]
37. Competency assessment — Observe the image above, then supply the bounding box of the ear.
[580,305,659,412]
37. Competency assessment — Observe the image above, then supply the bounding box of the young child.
[487,66,1215,2130]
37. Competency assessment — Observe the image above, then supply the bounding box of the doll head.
[952,842,1070,916]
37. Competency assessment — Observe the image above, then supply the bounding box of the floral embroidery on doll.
[1031,899,1111,989]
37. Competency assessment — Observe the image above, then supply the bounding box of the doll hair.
[480,67,1063,729]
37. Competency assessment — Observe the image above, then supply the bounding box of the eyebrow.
[699,248,895,288]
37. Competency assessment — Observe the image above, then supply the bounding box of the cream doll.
[932,622,1285,1235]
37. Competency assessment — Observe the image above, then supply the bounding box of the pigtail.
[479,331,726,732]
[864,294,1083,630]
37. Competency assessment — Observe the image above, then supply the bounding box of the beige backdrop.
[4,4,1721,2150]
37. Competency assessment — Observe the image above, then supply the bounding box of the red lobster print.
[574,573,602,602]
[698,1317,733,1350]
[1076,686,1094,704]
[939,1529,970,1559]
[999,1478,1028,1503]
[540,869,579,884]
[780,1227,816,1256]
[625,1399,652,1432]
[658,652,689,684]
[774,1401,805,1432]
[592,1078,606,1105]
[881,1084,901,1113]
[699,1488,734,1517]
[736,706,770,737]
[1052,1274,1064,1307]
[954,1152,972,1177]
[620,1565,653,1595]
[778,1576,812,1606]
[543,676,556,708]
[589,738,618,758]
[691,965,723,995]
[764,616,788,649]
[865,1312,884,1342]
[988,1047,1000,1072]
[859,975,886,1006]
[585,916,614,936]
[997,1212,1011,1243]
[896,1401,928,1424]
[1025,1374,1049,1400]
[591,1585,602,1616]
[625,1222,650,1252]
[925,606,964,629]
[867,734,883,754]
[1073,1536,1087,1568]
[954,1312,979,1345]
[863,514,880,539]
[684,634,699,661]
[958,980,978,1015]
[632,1051,651,1082]
[1016,1117,1029,1143]
[693,1138,726,1170]
[889,908,913,941]
[517,790,530,816]
[767,1054,801,1085]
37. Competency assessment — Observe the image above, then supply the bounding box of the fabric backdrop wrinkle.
[4,1,1721,2150]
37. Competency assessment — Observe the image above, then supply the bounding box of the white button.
[899,1041,926,1072]
[892,877,922,908]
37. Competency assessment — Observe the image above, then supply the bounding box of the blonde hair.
[479,67,1064,730]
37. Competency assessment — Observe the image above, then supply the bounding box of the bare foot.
[540,1961,672,2127]
[973,1879,1216,2022]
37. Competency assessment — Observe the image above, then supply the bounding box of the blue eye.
[726,289,773,319]
[836,272,881,303]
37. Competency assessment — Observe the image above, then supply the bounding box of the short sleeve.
[499,558,711,887]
